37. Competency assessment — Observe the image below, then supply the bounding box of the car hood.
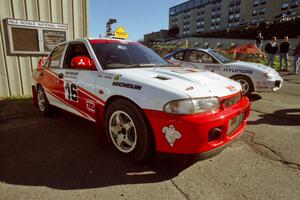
[106,67,242,98]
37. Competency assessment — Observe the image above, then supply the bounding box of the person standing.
[279,36,291,71]
[265,37,279,69]
[256,32,264,49]
[293,36,300,74]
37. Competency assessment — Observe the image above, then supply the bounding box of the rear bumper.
[144,96,250,154]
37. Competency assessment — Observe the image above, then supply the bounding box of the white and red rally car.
[32,38,250,163]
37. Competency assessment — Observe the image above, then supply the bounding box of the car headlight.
[163,97,220,114]
[264,73,275,79]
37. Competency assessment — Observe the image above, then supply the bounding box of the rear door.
[40,44,67,108]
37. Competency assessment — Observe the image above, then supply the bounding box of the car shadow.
[0,99,200,190]
[248,108,300,126]
[248,93,262,102]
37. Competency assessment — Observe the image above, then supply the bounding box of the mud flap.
[95,103,107,145]
[32,86,38,107]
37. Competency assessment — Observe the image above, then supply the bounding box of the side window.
[185,50,198,62]
[174,51,185,60]
[186,51,217,64]
[47,44,66,68]
[64,42,92,69]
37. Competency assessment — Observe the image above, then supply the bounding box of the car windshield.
[90,40,168,69]
[208,50,234,64]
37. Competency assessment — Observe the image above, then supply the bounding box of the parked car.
[164,48,283,96]
[32,38,250,163]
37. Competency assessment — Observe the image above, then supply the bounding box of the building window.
[281,2,289,10]
[211,11,216,18]
[234,13,240,21]
[291,0,299,8]
[253,0,260,6]
[252,9,258,16]
[251,19,257,24]
[260,0,267,5]
[259,7,266,14]
[169,7,176,16]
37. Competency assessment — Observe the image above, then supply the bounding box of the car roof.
[179,48,211,52]
[164,48,211,59]
[57,37,137,45]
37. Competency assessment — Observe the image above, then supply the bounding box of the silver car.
[164,48,283,96]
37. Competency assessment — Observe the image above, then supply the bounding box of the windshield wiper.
[126,63,159,68]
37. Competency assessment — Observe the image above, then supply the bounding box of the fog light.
[208,127,222,142]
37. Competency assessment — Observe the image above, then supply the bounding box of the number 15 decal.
[64,82,78,102]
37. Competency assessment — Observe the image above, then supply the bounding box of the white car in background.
[164,48,283,96]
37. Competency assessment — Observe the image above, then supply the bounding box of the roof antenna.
[106,18,117,37]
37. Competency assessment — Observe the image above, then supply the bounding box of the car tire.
[232,75,254,96]
[105,99,155,163]
[36,85,54,117]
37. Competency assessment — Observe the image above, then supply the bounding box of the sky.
[89,0,186,41]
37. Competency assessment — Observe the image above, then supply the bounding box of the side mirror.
[71,56,96,70]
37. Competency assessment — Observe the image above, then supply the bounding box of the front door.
[184,50,222,74]
[61,42,98,121]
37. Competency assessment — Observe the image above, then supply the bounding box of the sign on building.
[5,18,68,55]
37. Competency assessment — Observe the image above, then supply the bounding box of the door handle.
[58,73,64,79]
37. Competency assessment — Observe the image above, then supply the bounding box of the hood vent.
[153,75,171,81]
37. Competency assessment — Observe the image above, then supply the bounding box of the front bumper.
[255,77,283,92]
[144,96,250,154]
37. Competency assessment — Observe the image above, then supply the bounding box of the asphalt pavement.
[0,74,299,200]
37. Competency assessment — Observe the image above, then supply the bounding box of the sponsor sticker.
[112,82,142,90]
[162,125,182,147]
[114,74,122,81]
[224,67,253,74]
[104,75,113,79]
[256,81,270,89]
[65,71,78,82]
[86,101,96,113]
[226,85,237,92]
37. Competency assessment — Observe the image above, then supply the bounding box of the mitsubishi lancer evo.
[32,38,250,163]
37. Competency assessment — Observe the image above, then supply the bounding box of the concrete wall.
[0,0,89,97]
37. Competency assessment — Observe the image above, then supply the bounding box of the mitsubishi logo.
[78,59,85,65]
